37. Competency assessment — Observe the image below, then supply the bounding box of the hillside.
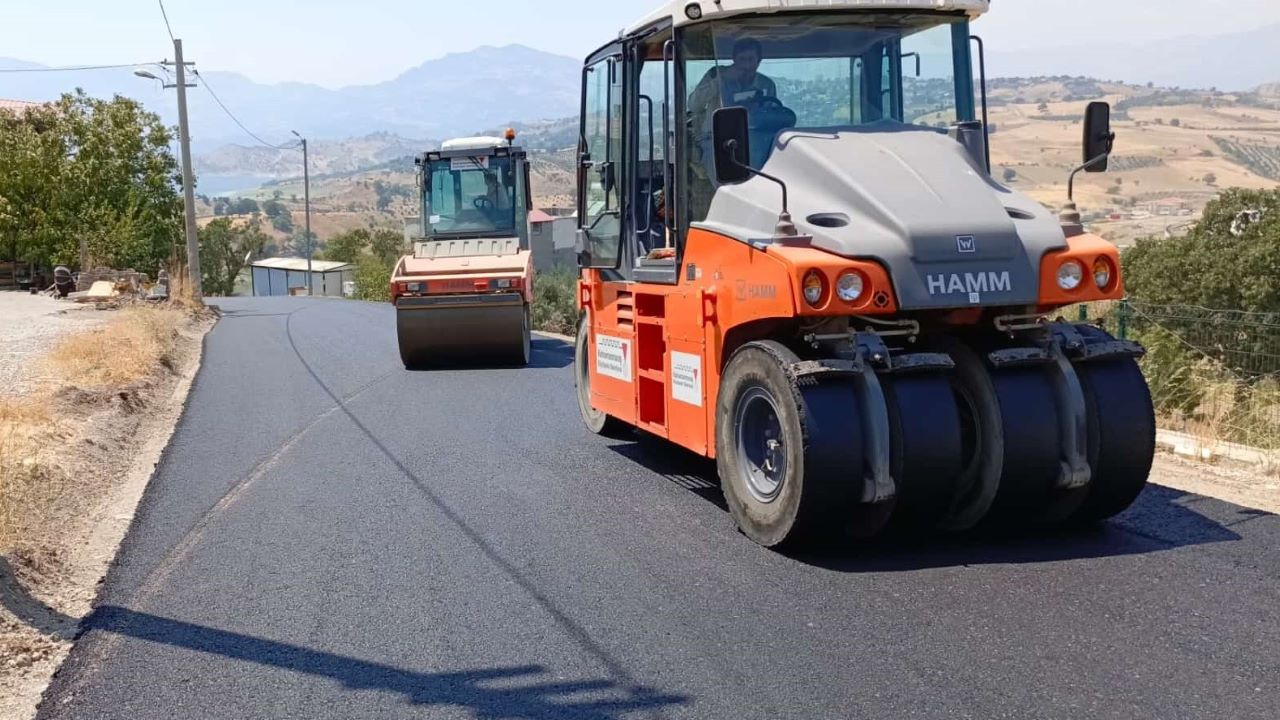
[196,77,1280,246]
[977,78,1280,244]
[984,24,1280,91]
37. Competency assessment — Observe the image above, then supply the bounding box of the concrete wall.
[531,217,578,272]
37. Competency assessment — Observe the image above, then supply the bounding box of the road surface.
[33,297,1280,719]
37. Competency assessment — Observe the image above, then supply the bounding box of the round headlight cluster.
[1056,260,1084,291]
[836,271,865,303]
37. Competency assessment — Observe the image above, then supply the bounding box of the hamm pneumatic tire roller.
[391,132,535,369]
[571,0,1156,550]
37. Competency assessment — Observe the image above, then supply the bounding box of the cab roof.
[624,0,989,36]
[441,136,511,152]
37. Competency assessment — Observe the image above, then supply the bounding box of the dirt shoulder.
[0,296,213,720]
[1149,452,1280,515]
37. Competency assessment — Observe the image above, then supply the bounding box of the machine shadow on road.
[403,338,574,372]
[71,605,685,719]
[605,435,1253,572]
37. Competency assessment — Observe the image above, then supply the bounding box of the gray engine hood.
[701,124,1068,310]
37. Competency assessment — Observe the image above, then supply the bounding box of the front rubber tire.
[716,341,871,548]
[574,314,628,438]
[932,337,1004,532]
[1071,325,1156,522]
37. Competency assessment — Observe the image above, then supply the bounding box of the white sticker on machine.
[595,334,632,383]
[671,351,703,407]
[450,155,489,171]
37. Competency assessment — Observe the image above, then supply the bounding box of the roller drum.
[396,294,529,369]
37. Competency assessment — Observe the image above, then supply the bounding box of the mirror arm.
[1067,150,1111,202]
[725,139,797,237]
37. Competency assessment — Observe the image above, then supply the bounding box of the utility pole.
[292,130,312,294]
[134,50,199,295]
[137,39,199,297]
[166,40,201,298]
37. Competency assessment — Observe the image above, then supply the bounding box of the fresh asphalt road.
[35,296,1280,719]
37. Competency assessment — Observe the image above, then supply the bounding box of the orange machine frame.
[580,227,1123,459]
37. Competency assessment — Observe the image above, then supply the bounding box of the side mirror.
[712,106,752,185]
[1082,101,1114,172]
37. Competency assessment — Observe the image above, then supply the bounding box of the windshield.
[424,154,517,236]
[683,13,973,170]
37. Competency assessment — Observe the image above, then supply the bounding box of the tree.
[1125,188,1280,314]
[228,197,259,215]
[1203,173,1218,186]
[1170,118,1181,127]
[369,227,405,266]
[1002,168,1018,183]
[199,217,269,296]
[324,228,371,264]
[0,90,182,272]
[1037,102,1049,114]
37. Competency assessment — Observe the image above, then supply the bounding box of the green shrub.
[531,269,580,335]
[354,256,391,302]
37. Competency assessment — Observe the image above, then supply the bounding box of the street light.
[134,43,201,299]
[291,130,312,295]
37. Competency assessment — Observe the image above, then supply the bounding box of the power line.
[191,69,299,151]
[157,0,176,42]
[0,63,146,73]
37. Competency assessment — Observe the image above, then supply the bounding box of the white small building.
[250,257,355,298]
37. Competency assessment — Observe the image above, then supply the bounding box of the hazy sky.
[3,0,1279,88]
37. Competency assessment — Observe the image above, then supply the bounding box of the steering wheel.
[473,197,494,210]
[755,95,785,111]
[750,95,797,131]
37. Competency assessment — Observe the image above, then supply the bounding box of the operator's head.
[731,37,763,81]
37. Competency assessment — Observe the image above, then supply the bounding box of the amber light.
[1093,257,1115,290]
[802,270,825,307]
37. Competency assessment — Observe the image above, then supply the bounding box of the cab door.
[577,49,625,270]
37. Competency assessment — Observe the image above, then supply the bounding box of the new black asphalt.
[33,296,1280,719]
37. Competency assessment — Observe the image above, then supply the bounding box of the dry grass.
[0,398,62,552]
[42,307,183,391]
[0,303,191,552]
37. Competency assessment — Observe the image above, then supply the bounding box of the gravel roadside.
[0,294,110,394]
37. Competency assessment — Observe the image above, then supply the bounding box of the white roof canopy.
[250,257,352,273]
[624,0,989,36]
[441,136,510,153]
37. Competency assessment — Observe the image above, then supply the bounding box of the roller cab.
[392,135,534,368]
[573,0,1155,548]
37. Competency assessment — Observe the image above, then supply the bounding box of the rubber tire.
[1071,325,1156,522]
[981,362,1065,524]
[931,338,1005,532]
[716,341,873,548]
[881,373,965,530]
[574,314,629,438]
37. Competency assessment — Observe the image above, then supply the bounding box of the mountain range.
[0,45,579,151]
[2,26,1278,193]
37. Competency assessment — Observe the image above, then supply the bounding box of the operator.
[688,37,784,220]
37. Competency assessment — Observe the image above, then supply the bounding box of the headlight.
[1093,258,1113,290]
[836,271,865,303]
[1056,260,1084,291]
[802,271,825,306]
